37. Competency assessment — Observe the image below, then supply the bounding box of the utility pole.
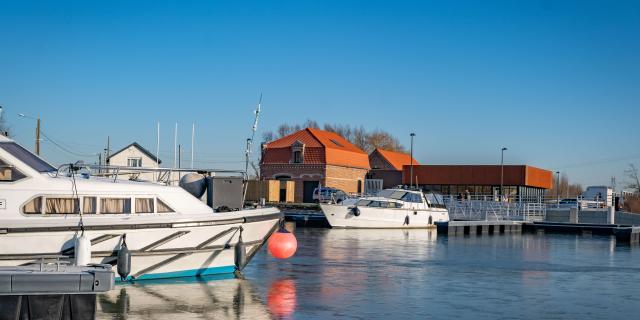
[410,133,415,188]
[500,147,507,200]
[178,144,181,169]
[35,117,41,155]
[555,171,560,207]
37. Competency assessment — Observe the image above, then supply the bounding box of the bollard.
[569,208,579,224]
[607,206,615,225]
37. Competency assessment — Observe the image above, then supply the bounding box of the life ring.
[349,206,360,217]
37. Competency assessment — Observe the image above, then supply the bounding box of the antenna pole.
[156,122,160,181]
[191,123,195,168]
[174,122,178,169]
[243,94,262,204]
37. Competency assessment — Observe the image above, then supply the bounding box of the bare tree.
[548,173,583,198]
[625,163,640,192]
[262,121,407,153]
[0,106,9,137]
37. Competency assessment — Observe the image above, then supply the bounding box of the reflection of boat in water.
[97,276,273,319]
[0,134,281,280]
[320,188,449,228]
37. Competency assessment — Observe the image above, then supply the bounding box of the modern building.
[260,128,370,203]
[107,142,162,181]
[402,165,553,197]
[368,148,419,189]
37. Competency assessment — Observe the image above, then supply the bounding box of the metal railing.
[54,163,247,186]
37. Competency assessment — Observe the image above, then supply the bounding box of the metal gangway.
[444,195,547,222]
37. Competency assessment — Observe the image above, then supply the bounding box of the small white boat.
[0,134,281,281]
[320,188,449,228]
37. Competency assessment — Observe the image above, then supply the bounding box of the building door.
[303,181,319,203]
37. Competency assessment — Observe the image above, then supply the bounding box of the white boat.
[0,134,282,281]
[320,188,449,228]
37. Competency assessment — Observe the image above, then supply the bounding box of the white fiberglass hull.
[0,208,281,281]
[320,204,449,229]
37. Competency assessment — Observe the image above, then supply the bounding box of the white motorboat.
[0,134,282,281]
[320,188,449,228]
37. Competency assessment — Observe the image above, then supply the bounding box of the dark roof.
[107,142,162,164]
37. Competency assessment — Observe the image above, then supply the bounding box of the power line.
[40,130,98,158]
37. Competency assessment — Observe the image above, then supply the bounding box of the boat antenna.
[243,94,262,203]
[245,93,262,176]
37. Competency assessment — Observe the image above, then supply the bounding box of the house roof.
[108,142,162,164]
[262,128,370,169]
[372,148,419,171]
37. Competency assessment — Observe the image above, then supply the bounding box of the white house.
[107,142,162,181]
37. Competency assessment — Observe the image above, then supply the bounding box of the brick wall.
[260,163,368,202]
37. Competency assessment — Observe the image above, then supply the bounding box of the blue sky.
[0,0,638,187]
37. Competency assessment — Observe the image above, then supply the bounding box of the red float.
[268,226,297,259]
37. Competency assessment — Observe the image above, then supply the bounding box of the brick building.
[368,148,419,189]
[260,128,370,203]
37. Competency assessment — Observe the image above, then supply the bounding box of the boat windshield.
[389,190,407,200]
[0,142,56,173]
[425,192,446,208]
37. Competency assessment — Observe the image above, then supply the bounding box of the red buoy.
[268,223,297,259]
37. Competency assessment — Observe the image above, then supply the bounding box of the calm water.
[97,228,640,319]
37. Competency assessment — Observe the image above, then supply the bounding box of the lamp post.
[500,147,507,200]
[18,113,41,155]
[410,133,415,188]
[555,171,560,208]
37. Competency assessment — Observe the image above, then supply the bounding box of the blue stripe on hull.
[116,265,236,283]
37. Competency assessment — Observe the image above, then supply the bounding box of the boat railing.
[55,163,247,186]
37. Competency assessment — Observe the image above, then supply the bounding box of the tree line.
[262,120,407,153]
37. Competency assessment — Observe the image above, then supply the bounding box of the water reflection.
[267,279,297,319]
[97,276,272,319]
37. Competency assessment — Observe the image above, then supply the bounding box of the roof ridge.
[305,128,326,147]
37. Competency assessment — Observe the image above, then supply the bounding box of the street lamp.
[410,133,415,188]
[18,113,41,155]
[500,147,507,199]
[555,171,560,207]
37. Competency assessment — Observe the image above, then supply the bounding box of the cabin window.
[135,198,154,213]
[368,201,381,207]
[0,158,27,182]
[389,191,407,200]
[293,151,302,164]
[157,199,174,213]
[0,142,55,173]
[23,197,42,214]
[356,199,372,206]
[127,158,142,167]
[401,193,422,203]
[83,197,97,214]
[45,198,79,214]
[101,198,131,214]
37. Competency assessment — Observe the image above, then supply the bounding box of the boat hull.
[320,204,449,229]
[0,210,282,281]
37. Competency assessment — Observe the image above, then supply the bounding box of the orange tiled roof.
[263,128,370,169]
[374,148,419,171]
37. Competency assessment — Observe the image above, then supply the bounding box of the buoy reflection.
[267,279,297,318]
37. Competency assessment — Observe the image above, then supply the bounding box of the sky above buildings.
[0,0,638,188]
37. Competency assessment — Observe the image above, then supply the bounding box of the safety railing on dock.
[443,195,547,222]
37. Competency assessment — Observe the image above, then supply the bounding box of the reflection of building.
[368,148,419,189]
[402,165,552,197]
[260,128,370,203]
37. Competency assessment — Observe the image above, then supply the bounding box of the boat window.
[136,198,155,213]
[83,197,97,214]
[23,197,42,214]
[425,193,446,209]
[157,198,174,213]
[356,199,372,206]
[101,198,131,214]
[45,198,79,214]
[0,158,27,182]
[389,191,407,200]
[0,142,55,173]
[388,202,400,208]
[368,201,381,207]
[401,192,422,203]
